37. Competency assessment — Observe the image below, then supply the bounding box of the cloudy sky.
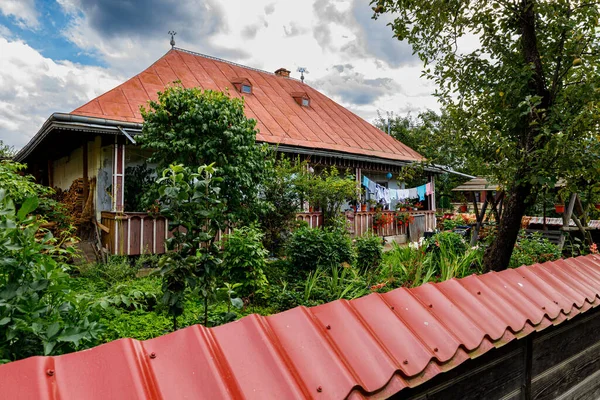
[0,0,440,149]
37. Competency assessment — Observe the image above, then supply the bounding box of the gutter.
[14,113,142,162]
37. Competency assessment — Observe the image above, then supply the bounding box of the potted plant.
[360,202,367,212]
[373,211,393,233]
[554,203,565,213]
[367,199,377,212]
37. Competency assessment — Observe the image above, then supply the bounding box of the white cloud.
[0,38,122,148]
[3,0,444,149]
[0,0,39,29]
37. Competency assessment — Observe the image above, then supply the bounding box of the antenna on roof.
[297,67,308,83]
[168,31,177,48]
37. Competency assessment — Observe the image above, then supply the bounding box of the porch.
[101,210,436,256]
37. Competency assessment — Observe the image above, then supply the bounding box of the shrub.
[355,233,383,270]
[221,226,269,299]
[0,190,103,361]
[286,226,355,272]
[509,232,561,268]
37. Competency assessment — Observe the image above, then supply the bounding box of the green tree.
[156,164,225,330]
[297,166,358,227]
[139,84,270,225]
[373,0,600,270]
[0,140,15,159]
[258,154,304,255]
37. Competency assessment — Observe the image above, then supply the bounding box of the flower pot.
[309,206,314,213]
[361,204,367,212]
[595,204,600,211]
[554,204,565,213]
[459,204,468,213]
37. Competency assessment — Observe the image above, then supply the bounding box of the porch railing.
[296,210,436,238]
[101,210,437,256]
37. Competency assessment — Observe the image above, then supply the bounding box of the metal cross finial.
[168,31,177,48]
[297,67,308,83]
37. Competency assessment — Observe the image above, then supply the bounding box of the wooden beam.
[471,197,488,246]
[558,193,577,250]
[82,140,89,203]
[47,159,53,188]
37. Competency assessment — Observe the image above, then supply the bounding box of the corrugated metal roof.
[452,177,500,192]
[69,48,423,163]
[1,255,599,399]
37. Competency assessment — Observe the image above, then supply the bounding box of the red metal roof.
[1,255,599,399]
[70,48,423,163]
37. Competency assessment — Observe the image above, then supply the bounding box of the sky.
[0,0,441,150]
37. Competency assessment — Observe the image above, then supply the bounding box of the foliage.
[286,226,355,272]
[296,166,358,227]
[424,236,483,281]
[0,190,102,362]
[124,162,154,212]
[373,211,394,231]
[258,155,304,254]
[0,140,15,159]
[355,233,383,271]
[509,232,561,268]
[381,244,433,288]
[221,226,269,300]
[394,212,414,227]
[0,161,73,236]
[155,163,225,330]
[76,256,138,284]
[138,84,270,225]
[373,1,600,271]
[425,231,468,260]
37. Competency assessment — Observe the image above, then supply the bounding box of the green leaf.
[0,317,10,326]
[230,297,243,310]
[17,197,39,220]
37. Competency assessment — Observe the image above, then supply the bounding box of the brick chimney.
[274,68,291,78]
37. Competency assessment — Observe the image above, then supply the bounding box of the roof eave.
[14,113,143,162]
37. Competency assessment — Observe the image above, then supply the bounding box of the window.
[291,91,310,107]
[230,77,252,95]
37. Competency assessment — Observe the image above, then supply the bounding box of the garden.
[0,81,596,364]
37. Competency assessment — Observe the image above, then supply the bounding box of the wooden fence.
[101,210,437,256]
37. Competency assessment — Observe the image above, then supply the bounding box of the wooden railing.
[101,210,437,256]
[296,210,436,239]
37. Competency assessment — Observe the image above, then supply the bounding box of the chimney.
[274,68,291,78]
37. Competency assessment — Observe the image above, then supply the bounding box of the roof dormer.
[231,77,252,94]
[291,91,310,107]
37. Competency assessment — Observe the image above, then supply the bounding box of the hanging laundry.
[425,182,433,196]
[368,180,376,194]
[398,189,409,200]
[362,175,369,188]
[383,188,391,205]
[390,189,398,201]
[408,188,418,199]
[417,185,426,201]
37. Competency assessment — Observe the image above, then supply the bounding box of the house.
[15,47,459,255]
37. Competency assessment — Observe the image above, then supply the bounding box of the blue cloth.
[417,185,426,201]
[362,175,369,188]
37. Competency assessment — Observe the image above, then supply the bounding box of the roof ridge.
[173,47,303,83]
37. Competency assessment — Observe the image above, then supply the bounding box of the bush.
[286,226,355,272]
[355,233,383,270]
[425,231,467,256]
[222,226,269,299]
[509,232,561,268]
[0,191,103,361]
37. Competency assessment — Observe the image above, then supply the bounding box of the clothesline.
[361,176,433,205]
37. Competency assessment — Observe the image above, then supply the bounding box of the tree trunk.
[483,182,534,271]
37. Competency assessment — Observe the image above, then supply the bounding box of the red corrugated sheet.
[1,255,599,399]
[70,48,423,163]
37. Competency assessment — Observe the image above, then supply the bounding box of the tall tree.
[139,84,270,225]
[373,0,600,270]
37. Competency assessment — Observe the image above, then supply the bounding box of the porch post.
[82,140,89,202]
[112,139,125,212]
